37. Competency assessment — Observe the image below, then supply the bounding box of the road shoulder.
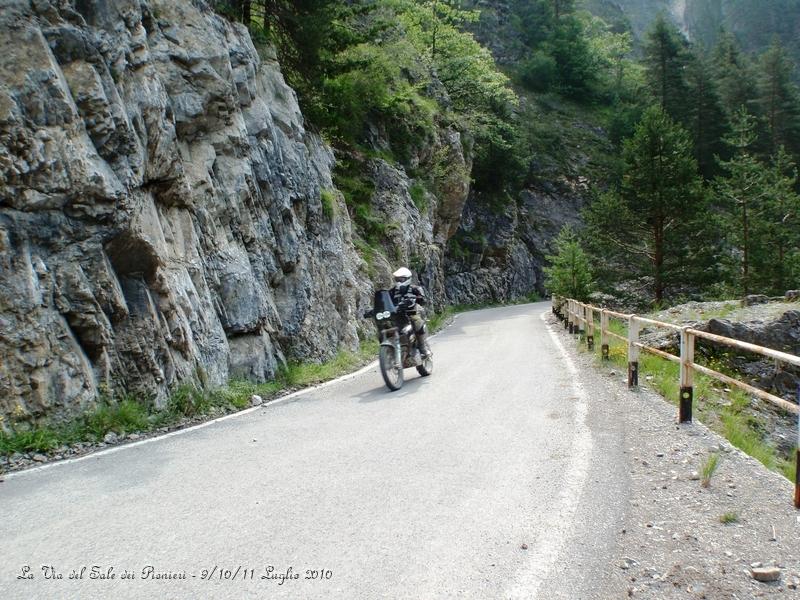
[543,312,800,598]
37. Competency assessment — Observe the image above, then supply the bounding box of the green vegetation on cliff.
[216,1,800,304]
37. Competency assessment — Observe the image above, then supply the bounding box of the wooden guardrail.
[551,296,800,509]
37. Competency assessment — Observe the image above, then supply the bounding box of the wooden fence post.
[679,328,695,423]
[567,300,571,332]
[586,306,594,351]
[569,301,576,334]
[600,309,609,360]
[795,383,799,509]
[627,316,640,388]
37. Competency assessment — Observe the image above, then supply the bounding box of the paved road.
[1,303,627,599]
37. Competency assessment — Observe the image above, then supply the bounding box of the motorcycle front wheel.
[379,345,404,391]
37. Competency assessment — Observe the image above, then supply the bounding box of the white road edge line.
[506,311,593,599]
[4,314,462,481]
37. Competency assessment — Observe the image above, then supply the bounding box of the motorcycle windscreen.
[373,289,396,314]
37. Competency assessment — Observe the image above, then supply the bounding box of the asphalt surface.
[0,302,628,599]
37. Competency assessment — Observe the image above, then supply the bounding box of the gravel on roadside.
[549,313,800,599]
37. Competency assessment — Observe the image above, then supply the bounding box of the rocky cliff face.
[0,0,388,422]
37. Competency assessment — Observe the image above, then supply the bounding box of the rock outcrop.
[0,0,377,422]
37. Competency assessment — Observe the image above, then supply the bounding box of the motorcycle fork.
[394,339,403,366]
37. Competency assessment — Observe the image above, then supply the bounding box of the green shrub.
[409,183,427,212]
[0,428,61,454]
[320,189,337,220]
[519,50,558,92]
[83,398,150,438]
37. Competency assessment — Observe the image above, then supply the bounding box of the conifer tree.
[714,109,769,295]
[544,226,594,301]
[760,147,800,293]
[643,15,691,126]
[711,31,759,119]
[757,41,800,157]
[584,107,705,304]
[686,53,729,178]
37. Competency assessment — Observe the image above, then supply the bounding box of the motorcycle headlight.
[381,311,390,319]
[376,313,384,320]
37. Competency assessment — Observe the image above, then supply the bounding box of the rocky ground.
[550,312,800,598]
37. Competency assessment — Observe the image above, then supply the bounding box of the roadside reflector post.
[679,328,694,423]
[627,315,640,389]
[600,309,609,360]
[586,306,594,351]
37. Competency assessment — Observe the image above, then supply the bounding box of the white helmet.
[393,266,412,290]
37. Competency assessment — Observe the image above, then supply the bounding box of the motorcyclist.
[390,267,431,358]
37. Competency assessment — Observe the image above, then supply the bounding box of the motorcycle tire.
[379,345,404,391]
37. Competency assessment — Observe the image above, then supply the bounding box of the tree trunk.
[653,222,664,304]
[742,200,750,295]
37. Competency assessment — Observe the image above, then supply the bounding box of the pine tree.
[714,109,770,295]
[544,226,594,301]
[643,15,691,126]
[584,107,706,304]
[757,41,800,157]
[686,53,729,179]
[760,147,800,293]
[711,31,759,119]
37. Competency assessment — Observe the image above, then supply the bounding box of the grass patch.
[0,340,381,462]
[84,398,150,438]
[320,189,337,220]
[282,341,379,387]
[701,453,720,488]
[409,183,428,212]
[719,412,777,470]
[719,511,739,524]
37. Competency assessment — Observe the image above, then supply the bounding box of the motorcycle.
[363,289,433,391]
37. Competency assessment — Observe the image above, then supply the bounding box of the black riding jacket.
[390,284,426,314]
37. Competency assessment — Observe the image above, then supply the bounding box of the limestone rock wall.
[0,0,376,421]
[444,180,587,305]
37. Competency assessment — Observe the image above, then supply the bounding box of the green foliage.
[757,40,800,157]
[701,452,720,487]
[584,106,707,303]
[642,15,691,124]
[714,109,800,294]
[586,315,794,484]
[83,398,150,437]
[711,32,760,120]
[333,158,389,245]
[320,189,337,220]
[409,183,428,212]
[720,411,779,470]
[685,54,729,178]
[510,2,601,100]
[0,428,62,454]
[544,225,594,301]
[1,340,381,460]
[280,341,379,387]
[519,51,557,92]
[719,511,738,524]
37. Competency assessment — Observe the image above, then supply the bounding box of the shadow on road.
[355,374,430,403]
